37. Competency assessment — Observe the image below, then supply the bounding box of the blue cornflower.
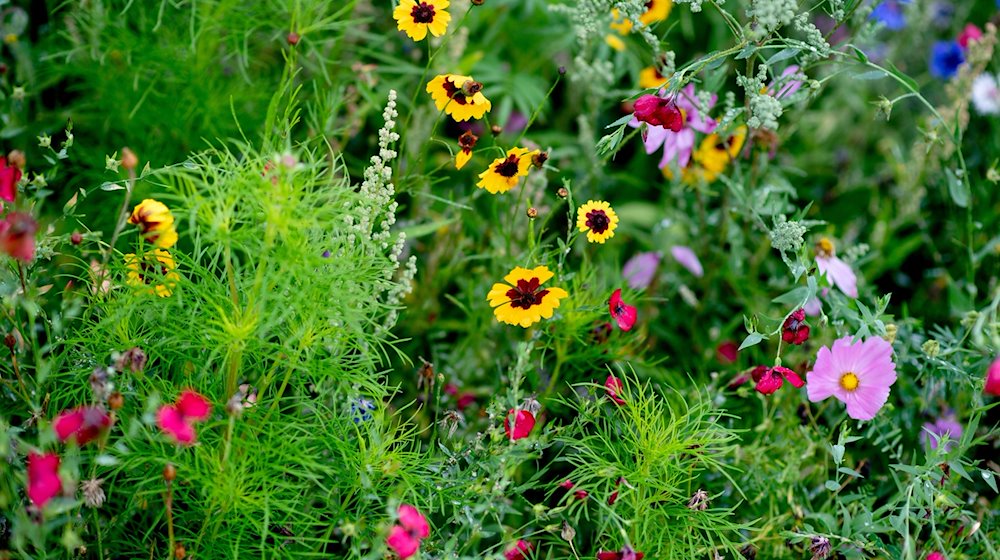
[929,41,965,79]
[870,0,912,31]
[350,398,376,424]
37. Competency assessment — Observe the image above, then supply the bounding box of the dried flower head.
[80,478,105,508]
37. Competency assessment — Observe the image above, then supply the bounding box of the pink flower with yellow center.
[806,336,897,421]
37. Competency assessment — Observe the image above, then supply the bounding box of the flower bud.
[460,80,483,97]
[556,187,569,198]
[108,391,124,410]
[287,32,300,45]
[163,463,176,482]
[531,151,548,168]
[490,124,503,136]
[71,231,83,245]
[526,207,538,219]
[120,147,138,171]
[7,150,25,170]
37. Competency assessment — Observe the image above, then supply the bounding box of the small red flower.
[608,289,637,331]
[633,95,683,131]
[0,156,21,203]
[574,489,589,500]
[54,406,111,446]
[926,552,945,560]
[456,392,476,410]
[754,366,805,395]
[387,504,429,559]
[504,409,536,440]
[597,546,644,560]
[781,308,810,345]
[985,357,1000,397]
[605,375,626,406]
[607,490,619,505]
[716,341,739,363]
[504,539,534,560]
[559,479,575,490]
[27,452,62,508]
[157,389,212,445]
[0,211,37,262]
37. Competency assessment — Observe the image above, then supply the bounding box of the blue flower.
[929,41,965,79]
[870,0,912,31]
[350,398,376,424]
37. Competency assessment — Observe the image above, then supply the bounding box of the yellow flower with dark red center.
[639,66,669,89]
[124,249,180,297]
[576,200,619,244]
[666,126,747,184]
[487,265,568,328]
[455,130,478,170]
[393,0,451,42]
[606,0,672,49]
[128,199,178,249]
[476,147,537,194]
[426,74,492,122]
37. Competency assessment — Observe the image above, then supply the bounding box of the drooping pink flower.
[608,289,637,331]
[806,336,897,420]
[27,452,62,508]
[767,65,804,99]
[622,252,660,290]
[629,84,718,169]
[815,238,858,298]
[781,308,810,345]
[957,24,982,49]
[985,356,1000,397]
[921,414,962,451]
[670,245,703,277]
[717,341,739,363]
[559,479,575,490]
[386,504,429,559]
[0,156,21,203]
[574,489,589,500]
[504,539,534,560]
[157,389,212,445]
[504,409,535,440]
[753,365,805,395]
[605,375,626,406]
[0,211,37,262]
[54,406,111,446]
[633,95,683,131]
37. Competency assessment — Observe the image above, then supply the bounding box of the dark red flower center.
[506,277,549,309]
[494,155,521,177]
[410,2,436,23]
[645,1,654,9]
[586,209,611,233]
[442,78,470,105]
[137,261,170,284]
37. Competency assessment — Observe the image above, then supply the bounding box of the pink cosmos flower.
[609,289,637,331]
[387,503,429,559]
[27,451,62,508]
[622,252,660,290]
[767,65,804,99]
[985,356,1000,397]
[957,24,982,49]
[157,389,212,445]
[504,409,535,440]
[806,336,897,420]
[605,375,626,406]
[632,95,683,131]
[54,406,111,446]
[504,540,534,560]
[0,156,21,204]
[629,84,718,169]
[670,245,704,277]
[0,211,37,262]
[921,414,962,451]
[753,365,805,395]
[815,239,858,298]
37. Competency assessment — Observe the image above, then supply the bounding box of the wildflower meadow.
[3,1,1000,559]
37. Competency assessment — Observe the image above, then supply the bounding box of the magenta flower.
[781,308,810,345]
[815,238,857,298]
[54,406,111,446]
[670,245,704,277]
[0,156,21,204]
[157,389,212,445]
[387,504,430,559]
[806,336,897,420]
[622,251,660,290]
[629,84,717,169]
[605,375,626,406]
[921,414,962,451]
[633,95,683,131]
[985,356,1000,397]
[608,289,637,331]
[504,409,535,440]
[767,65,804,99]
[504,540,534,560]
[957,24,982,49]
[753,365,805,395]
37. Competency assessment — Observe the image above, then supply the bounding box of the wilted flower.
[815,238,858,298]
[806,336,897,420]
[622,252,660,290]
[608,289,637,331]
[487,265,568,328]
[687,488,709,510]
[27,451,62,508]
[427,74,492,121]
[0,155,22,203]
[455,130,478,170]
[504,408,536,440]
[115,347,148,373]
[929,41,964,79]
[754,365,805,395]
[80,478,105,508]
[809,536,832,560]
[922,414,962,451]
[157,389,212,445]
[477,147,537,194]
[386,504,430,559]
[781,309,810,345]
[393,0,450,41]
[128,199,178,249]
[504,540,534,560]
[633,95,682,131]
[54,406,111,446]
[577,200,619,244]
[0,211,37,262]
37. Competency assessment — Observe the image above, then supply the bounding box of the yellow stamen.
[816,237,834,258]
[839,372,859,391]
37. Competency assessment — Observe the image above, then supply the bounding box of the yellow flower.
[426,74,492,122]
[456,130,478,170]
[606,0,672,48]
[640,0,672,25]
[666,126,747,184]
[124,249,180,297]
[128,199,178,248]
[487,265,569,328]
[476,147,537,194]
[393,0,451,41]
[576,200,619,244]
[639,66,669,89]
[605,34,626,51]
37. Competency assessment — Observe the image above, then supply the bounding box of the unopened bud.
[884,323,897,344]
[556,187,569,198]
[922,339,940,359]
[558,66,566,76]
[4,333,15,351]
[7,150,25,171]
[287,32,300,45]
[174,543,186,559]
[163,463,176,482]
[120,147,138,171]
[471,0,484,4]
[526,207,538,219]
[71,231,83,245]
[108,391,124,410]
[531,151,548,168]
[460,80,483,97]
[490,124,502,136]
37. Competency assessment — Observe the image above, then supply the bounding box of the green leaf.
[982,469,998,493]
[830,444,845,465]
[824,480,840,492]
[766,47,800,66]
[738,332,765,351]
[735,44,757,60]
[853,70,887,81]
[945,168,970,208]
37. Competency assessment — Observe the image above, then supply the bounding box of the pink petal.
[387,525,420,559]
[986,356,1000,396]
[53,409,85,443]
[157,405,196,444]
[605,375,626,406]
[609,289,637,331]
[27,452,62,507]
[806,346,840,402]
[844,384,891,421]
[398,504,429,538]
[504,409,536,440]
[670,245,703,277]
[821,256,858,298]
[175,390,211,420]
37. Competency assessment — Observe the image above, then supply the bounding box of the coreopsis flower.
[754,365,805,395]
[633,95,682,131]
[984,356,1000,396]
[487,265,568,328]
[477,147,536,194]
[455,130,478,170]
[27,452,62,508]
[971,73,1000,115]
[815,238,858,298]
[638,66,668,89]
[608,289,636,331]
[576,200,619,243]
[54,406,111,446]
[630,84,718,169]
[957,24,982,49]
[0,155,21,203]
[781,308,810,345]
[622,252,660,290]
[426,74,492,121]
[393,0,450,41]
[606,0,672,49]
[922,414,962,451]
[124,249,180,297]
[504,408,535,440]
[929,41,964,79]
[806,336,897,421]
[504,539,533,560]
[0,211,37,261]
[597,546,645,560]
[387,504,430,559]
[128,199,178,248]
[605,375,626,406]
[157,389,212,445]
[670,245,703,277]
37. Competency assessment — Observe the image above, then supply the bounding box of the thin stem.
[165,477,175,558]
[104,169,137,264]
[16,262,27,296]
[8,347,30,402]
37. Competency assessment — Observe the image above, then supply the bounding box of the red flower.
[54,406,111,446]
[607,490,619,505]
[597,546,644,560]
[387,504,429,559]
[0,156,21,203]
[504,539,534,560]
[608,289,637,331]
[504,409,535,440]
[605,375,626,406]
[926,552,945,560]
[157,389,212,445]
[574,489,589,500]
[456,391,476,410]
[781,308,810,345]
[716,341,739,363]
[559,479,575,490]
[985,357,1000,397]
[0,211,37,262]
[957,24,982,49]
[754,366,805,395]
[27,452,62,508]
[633,95,682,131]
